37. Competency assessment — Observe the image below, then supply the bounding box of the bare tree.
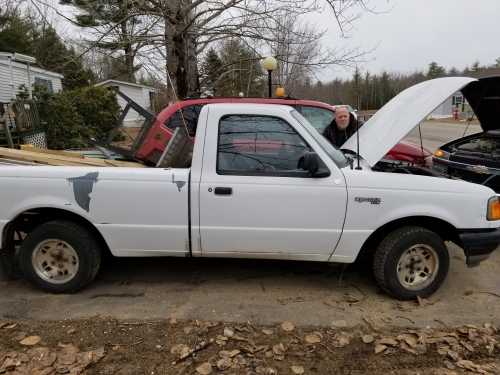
[57,0,164,83]
[132,0,374,98]
[31,0,375,97]
[261,10,366,95]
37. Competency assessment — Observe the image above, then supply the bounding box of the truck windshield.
[290,109,349,168]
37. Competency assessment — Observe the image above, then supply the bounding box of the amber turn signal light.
[487,197,500,221]
[434,149,445,158]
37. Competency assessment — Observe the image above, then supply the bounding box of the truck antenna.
[354,67,362,170]
[355,114,362,170]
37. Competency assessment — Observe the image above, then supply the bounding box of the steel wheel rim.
[397,244,439,291]
[32,239,79,284]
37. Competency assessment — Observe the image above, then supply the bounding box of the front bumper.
[459,228,500,267]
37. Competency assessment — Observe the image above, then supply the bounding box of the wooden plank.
[0,154,84,166]
[21,145,85,159]
[20,145,145,167]
[0,157,38,166]
[98,158,146,168]
[0,147,146,168]
[80,155,145,167]
[0,150,87,166]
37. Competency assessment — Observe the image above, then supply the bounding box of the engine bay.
[373,159,443,177]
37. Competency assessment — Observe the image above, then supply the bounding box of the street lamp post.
[261,56,278,98]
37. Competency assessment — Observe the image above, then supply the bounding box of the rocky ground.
[1,317,499,375]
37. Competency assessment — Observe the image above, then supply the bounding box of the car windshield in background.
[290,109,349,168]
[296,106,334,133]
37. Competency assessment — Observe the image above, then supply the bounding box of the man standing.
[322,106,362,147]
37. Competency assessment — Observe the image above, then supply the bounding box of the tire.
[373,226,449,300]
[0,250,20,281]
[18,220,101,293]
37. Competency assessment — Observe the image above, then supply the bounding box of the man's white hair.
[335,106,349,114]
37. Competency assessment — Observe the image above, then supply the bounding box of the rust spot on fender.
[67,172,99,212]
[171,174,186,192]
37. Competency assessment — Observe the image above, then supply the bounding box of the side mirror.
[298,152,330,177]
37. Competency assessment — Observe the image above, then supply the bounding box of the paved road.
[405,120,481,152]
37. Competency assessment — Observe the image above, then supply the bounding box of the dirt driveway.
[1,243,499,329]
[1,246,500,374]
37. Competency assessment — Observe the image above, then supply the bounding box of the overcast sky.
[47,0,499,82]
[317,0,500,80]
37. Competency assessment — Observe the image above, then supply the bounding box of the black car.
[433,76,500,192]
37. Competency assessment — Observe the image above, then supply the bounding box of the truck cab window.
[217,115,313,176]
[164,105,202,136]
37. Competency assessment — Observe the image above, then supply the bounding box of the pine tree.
[351,67,361,109]
[0,10,94,90]
[60,0,143,83]
[471,61,481,72]
[379,72,394,106]
[200,48,223,95]
[216,39,265,97]
[426,62,446,79]
[33,26,95,89]
[0,10,34,54]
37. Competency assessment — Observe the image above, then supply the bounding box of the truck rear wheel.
[18,220,101,293]
[373,226,449,300]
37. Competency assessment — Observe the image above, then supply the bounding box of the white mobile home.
[0,52,63,103]
[430,92,465,119]
[94,79,157,127]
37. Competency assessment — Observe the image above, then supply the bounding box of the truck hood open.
[342,77,477,167]
[461,76,500,132]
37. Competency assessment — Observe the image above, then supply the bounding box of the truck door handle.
[214,187,232,195]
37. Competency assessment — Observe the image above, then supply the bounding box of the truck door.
[197,109,347,261]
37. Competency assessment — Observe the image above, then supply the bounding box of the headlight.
[433,149,450,160]
[487,196,500,221]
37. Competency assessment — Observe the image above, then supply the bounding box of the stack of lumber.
[0,145,146,168]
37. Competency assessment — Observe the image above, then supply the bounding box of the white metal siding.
[141,87,153,111]
[12,65,31,97]
[119,85,146,126]
[430,97,452,119]
[0,60,62,103]
[46,76,63,92]
[99,83,148,127]
[0,64,13,102]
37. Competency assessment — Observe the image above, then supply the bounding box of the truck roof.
[202,102,295,113]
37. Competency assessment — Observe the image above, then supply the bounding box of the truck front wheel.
[18,220,102,293]
[373,226,449,300]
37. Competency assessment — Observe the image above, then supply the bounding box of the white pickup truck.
[0,77,499,300]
